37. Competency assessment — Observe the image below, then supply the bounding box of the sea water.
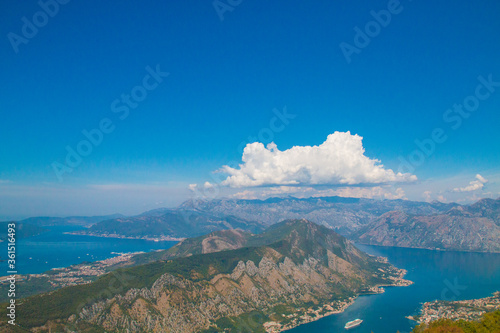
[0,226,178,275]
[288,244,500,333]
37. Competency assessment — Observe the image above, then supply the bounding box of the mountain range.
[72,209,264,240]
[6,196,500,253]
[72,196,499,253]
[352,198,500,252]
[0,221,46,242]
[181,196,458,234]
[0,219,410,332]
[2,214,125,227]
[71,196,457,239]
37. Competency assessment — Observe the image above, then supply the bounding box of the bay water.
[0,226,177,275]
[288,244,500,333]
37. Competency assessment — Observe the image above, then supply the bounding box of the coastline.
[0,251,146,289]
[264,256,413,333]
[356,242,500,254]
[408,291,500,325]
[264,296,358,333]
[65,231,185,242]
[0,250,153,303]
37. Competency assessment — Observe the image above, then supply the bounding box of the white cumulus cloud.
[453,174,488,192]
[219,131,416,188]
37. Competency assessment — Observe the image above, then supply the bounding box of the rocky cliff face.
[352,199,500,252]
[74,249,360,332]
[7,220,409,332]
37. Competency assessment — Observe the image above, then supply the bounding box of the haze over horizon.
[1,0,500,219]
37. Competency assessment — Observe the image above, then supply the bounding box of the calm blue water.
[288,244,500,333]
[0,226,178,275]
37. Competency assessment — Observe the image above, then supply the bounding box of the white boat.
[344,319,363,329]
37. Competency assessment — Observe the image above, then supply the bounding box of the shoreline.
[264,256,413,332]
[409,291,500,325]
[356,242,500,254]
[264,296,358,333]
[0,251,146,283]
[65,231,185,242]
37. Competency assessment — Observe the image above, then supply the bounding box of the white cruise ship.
[344,318,363,329]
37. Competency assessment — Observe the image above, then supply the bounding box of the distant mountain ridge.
[75,209,265,240]
[76,196,459,242]
[180,196,459,234]
[351,197,500,252]
[11,196,500,253]
[4,214,125,227]
[0,221,46,242]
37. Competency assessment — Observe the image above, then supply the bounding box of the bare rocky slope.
[351,198,500,252]
[1,220,409,332]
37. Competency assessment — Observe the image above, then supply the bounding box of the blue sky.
[1,0,499,219]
